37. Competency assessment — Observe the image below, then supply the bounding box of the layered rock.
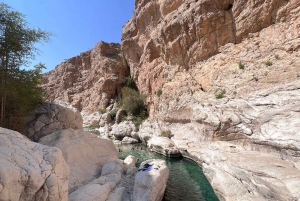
[26,103,83,141]
[42,41,129,117]
[122,0,299,107]
[0,127,69,201]
[122,0,300,200]
[39,129,118,193]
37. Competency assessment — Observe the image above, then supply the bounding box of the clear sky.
[1,0,135,73]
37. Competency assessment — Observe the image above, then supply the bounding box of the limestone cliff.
[41,0,300,200]
[42,41,129,116]
[122,0,300,200]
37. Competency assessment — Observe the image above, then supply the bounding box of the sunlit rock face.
[42,41,130,116]
[122,0,298,109]
[0,127,69,201]
[122,0,300,200]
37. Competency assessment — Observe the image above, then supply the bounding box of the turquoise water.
[117,144,219,201]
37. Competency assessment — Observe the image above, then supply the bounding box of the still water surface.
[117,144,219,201]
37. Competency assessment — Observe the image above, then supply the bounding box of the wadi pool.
[117,143,219,201]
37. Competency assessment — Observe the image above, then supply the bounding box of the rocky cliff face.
[122,0,299,105]
[41,0,300,200]
[122,0,300,200]
[42,41,129,116]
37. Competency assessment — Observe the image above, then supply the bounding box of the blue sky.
[1,0,135,72]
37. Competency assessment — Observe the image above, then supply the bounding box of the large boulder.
[39,129,118,193]
[69,156,139,201]
[133,159,169,201]
[122,136,139,144]
[0,127,69,201]
[110,121,135,140]
[148,136,181,157]
[26,103,83,141]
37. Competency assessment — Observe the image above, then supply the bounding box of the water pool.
[117,144,219,201]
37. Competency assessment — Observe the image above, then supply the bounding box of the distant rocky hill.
[42,41,129,116]
[42,0,300,200]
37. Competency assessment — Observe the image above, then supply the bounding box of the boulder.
[124,155,138,168]
[110,121,135,140]
[0,127,69,201]
[26,103,83,141]
[82,112,101,128]
[69,160,133,201]
[131,131,140,140]
[115,109,127,123]
[133,159,169,201]
[39,129,118,193]
[148,136,181,157]
[99,112,112,127]
[122,136,139,144]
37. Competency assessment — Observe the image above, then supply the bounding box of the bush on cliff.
[120,86,148,128]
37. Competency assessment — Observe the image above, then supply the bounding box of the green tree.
[0,3,51,130]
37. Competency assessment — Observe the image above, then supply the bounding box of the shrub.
[109,109,118,120]
[215,89,226,99]
[265,61,273,66]
[176,97,179,102]
[157,89,162,97]
[122,76,136,89]
[238,61,244,69]
[253,77,258,82]
[275,54,279,60]
[121,87,147,116]
[98,108,106,114]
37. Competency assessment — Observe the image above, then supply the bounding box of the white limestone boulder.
[0,127,69,201]
[39,129,118,193]
[26,103,83,141]
[133,159,169,201]
[122,136,139,144]
[69,160,132,201]
[110,121,135,140]
[148,136,181,157]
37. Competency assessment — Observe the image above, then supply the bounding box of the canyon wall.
[41,0,300,200]
[42,41,129,116]
[122,0,300,200]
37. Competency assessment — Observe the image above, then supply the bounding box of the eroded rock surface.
[133,159,169,201]
[123,0,300,200]
[39,129,118,193]
[110,121,136,140]
[42,41,129,116]
[26,102,83,141]
[0,127,69,201]
[69,156,138,201]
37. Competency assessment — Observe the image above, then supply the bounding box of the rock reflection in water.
[117,144,219,201]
